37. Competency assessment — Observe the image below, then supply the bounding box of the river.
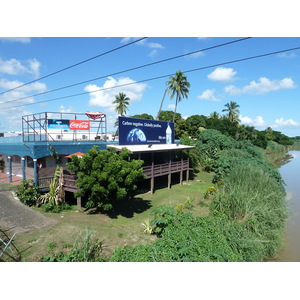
[275,150,300,261]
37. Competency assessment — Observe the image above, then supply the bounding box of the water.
[277,150,300,261]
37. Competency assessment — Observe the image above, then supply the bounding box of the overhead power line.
[0,37,147,96]
[2,45,300,111]
[1,37,252,105]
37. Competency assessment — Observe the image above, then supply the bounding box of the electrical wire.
[2,45,300,110]
[0,37,252,105]
[0,37,147,96]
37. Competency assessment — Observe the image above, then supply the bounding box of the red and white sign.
[70,120,90,130]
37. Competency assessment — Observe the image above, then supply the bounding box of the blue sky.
[1,36,300,136]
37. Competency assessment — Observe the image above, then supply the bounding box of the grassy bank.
[3,131,288,262]
[7,171,214,262]
[110,130,288,262]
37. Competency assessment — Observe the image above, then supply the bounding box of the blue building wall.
[0,136,114,159]
[0,137,117,186]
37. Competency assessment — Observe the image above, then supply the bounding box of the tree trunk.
[173,96,178,123]
[157,89,167,120]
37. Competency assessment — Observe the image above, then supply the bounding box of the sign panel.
[118,116,175,145]
[70,120,90,130]
[48,119,90,130]
[48,119,70,130]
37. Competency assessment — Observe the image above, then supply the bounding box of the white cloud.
[84,76,148,114]
[208,67,237,82]
[277,52,297,58]
[0,78,46,93]
[0,37,31,43]
[168,104,176,111]
[0,78,47,130]
[272,118,300,128]
[59,105,74,113]
[197,89,221,102]
[225,77,296,95]
[240,115,267,127]
[148,50,158,58]
[147,42,164,49]
[0,58,41,77]
[120,38,164,56]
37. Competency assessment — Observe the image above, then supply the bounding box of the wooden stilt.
[151,152,154,194]
[168,151,171,189]
[77,196,82,211]
[180,158,183,185]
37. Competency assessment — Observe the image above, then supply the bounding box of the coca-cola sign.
[70,120,90,130]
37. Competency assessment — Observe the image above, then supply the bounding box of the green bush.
[150,205,176,236]
[16,179,40,206]
[67,146,145,211]
[41,202,75,213]
[110,213,243,262]
[43,228,105,262]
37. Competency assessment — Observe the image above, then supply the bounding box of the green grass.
[12,170,214,261]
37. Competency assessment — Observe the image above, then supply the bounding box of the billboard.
[119,116,175,145]
[48,119,90,130]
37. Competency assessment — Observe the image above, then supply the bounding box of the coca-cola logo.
[70,120,90,130]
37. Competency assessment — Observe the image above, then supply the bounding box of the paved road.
[0,191,57,234]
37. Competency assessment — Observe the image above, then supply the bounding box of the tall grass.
[211,164,287,260]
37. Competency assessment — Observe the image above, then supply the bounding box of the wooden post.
[8,156,12,183]
[150,152,154,194]
[168,151,171,189]
[186,157,190,184]
[77,196,82,211]
[180,158,183,185]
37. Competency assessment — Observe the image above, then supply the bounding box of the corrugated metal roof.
[106,144,196,153]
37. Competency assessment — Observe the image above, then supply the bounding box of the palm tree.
[222,101,240,124]
[209,111,221,119]
[157,89,167,120]
[113,92,130,135]
[165,70,190,123]
[113,92,130,116]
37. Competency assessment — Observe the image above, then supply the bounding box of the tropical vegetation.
[66,146,145,211]
[158,70,190,122]
[110,129,288,262]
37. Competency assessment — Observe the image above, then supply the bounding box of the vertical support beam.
[21,157,26,180]
[168,151,171,189]
[77,196,82,211]
[150,152,154,194]
[8,156,12,183]
[180,158,183,185]
[33,158,38,186]
[186,157,190,184]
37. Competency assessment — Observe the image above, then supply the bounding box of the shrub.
[150,205,176,236]
[67,146,145,211]
[43,228,105,262]
[16,179,40,206]
[41,202,75,213]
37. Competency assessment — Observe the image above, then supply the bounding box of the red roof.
[65,152,85,158]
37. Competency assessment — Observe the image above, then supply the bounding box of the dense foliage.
[138,110,293,148]
[110,129,288,262]
[66,146,145,211]
[43,228,105,262]
[16,179,40,206]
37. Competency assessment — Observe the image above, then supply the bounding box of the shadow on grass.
[86,197,152,219]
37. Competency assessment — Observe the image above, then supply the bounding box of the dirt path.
[0,191,57,234]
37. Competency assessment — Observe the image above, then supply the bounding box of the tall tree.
[165,70,190,123]
[113,92,130,116]
[222,101,240,124]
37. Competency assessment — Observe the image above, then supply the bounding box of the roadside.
[0,190,57,234]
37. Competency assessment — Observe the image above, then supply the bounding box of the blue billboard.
[119,116,175,145]
[48,119,70,130]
